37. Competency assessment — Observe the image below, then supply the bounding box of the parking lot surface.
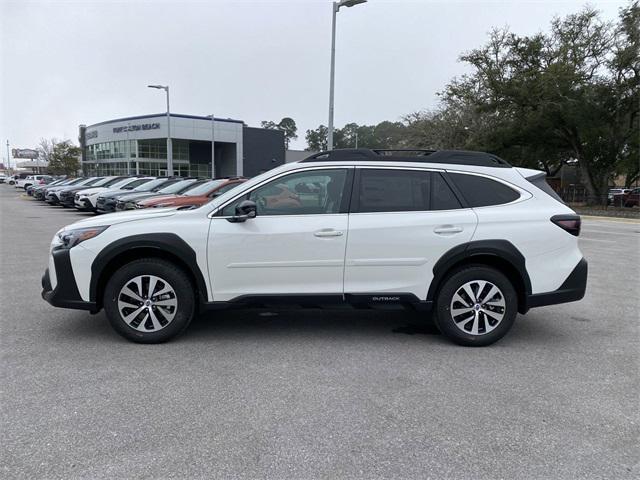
[1,185,639,479]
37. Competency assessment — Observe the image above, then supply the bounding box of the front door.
[208,168,353,301]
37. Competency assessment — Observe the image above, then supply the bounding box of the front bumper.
[74,197,94,210]
[526,258,588,309]
[96,198,117,213]
[45,193,60,204]
[41,250,97,312]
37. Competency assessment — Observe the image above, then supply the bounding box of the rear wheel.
[434,265,517,346]
[103,258,195,343]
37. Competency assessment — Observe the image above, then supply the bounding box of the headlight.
[55,226,109,250]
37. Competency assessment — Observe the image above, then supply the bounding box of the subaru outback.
[42,149,587,346]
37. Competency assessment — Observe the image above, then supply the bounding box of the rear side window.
[525,173,564,203]
[358,169,430,212]
[448,173,520,207]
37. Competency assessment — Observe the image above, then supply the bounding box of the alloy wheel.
[117,275,177,332]
[450,280,506,335]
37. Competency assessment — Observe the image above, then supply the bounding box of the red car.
[613,187,640,208]
[135,177,247,209]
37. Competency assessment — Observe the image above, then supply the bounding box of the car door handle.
[314,229,344,237]
[434,225,463,234]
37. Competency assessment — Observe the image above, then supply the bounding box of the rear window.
[449,173,520,207]
[525,173,564,203]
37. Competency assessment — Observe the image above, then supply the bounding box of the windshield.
[184,180,225,196]
[81,177,105,187]
[157,179,198,194]
[122,178,152,189]
[66,178,87,185]
[95,176,126,187]
[133,178,168,192]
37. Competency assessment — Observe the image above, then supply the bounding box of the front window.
[221,169,349,216]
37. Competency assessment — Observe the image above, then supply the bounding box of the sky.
[0,0,629,156]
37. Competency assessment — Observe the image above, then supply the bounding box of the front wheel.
[434,265,518,347]
[103,258,195,343]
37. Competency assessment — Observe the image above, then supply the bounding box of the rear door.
[344,167,477,300]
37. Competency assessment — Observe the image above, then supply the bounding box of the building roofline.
[85,113,245,129]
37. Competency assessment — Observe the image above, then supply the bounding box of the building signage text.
[112,123,161,134]
[86,130,98,140]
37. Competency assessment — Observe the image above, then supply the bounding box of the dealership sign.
[11,148,39,159]
[86,130,98,140]
[112,123,160,134]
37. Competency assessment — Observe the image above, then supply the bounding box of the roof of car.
[300,148,511,168]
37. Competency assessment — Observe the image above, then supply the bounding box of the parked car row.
[7,174,248,214]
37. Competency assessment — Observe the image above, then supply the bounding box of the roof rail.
[300,148,511,168]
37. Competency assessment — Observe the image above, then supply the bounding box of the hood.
[138,194,180,205]
[116,191,161,202]
[76,186,109,196]
[63,207,178,230]
[98,190,139,200]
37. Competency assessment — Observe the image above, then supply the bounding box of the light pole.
[327,0,367,151]
[209,114,215,178]
[5,140,10,172]
[148,84,173,176]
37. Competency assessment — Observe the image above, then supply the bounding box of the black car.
[57,176,129,207]
[95,178,178,213]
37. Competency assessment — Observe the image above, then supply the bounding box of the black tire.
[103,258,195,343]
[434,265,518,347]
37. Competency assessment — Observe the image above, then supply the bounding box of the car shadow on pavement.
[51,307,563,347]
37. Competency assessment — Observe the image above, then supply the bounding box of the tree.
[429,3,639,198]
[37,137,59,164]
[305,121,409,151]
[47,140,81,176]
[305,125,329,151]
[261,117,298,149]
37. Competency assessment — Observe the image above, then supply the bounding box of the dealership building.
[79,113,285,178]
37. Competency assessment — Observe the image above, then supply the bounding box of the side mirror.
[228,199,257,223]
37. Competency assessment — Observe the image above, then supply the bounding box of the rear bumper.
[526,258,588,309]
[41,250,97,312]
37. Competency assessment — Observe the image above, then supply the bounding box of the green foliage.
[46,140,81,176]
[305,121,408,151]
[261,117,298,149]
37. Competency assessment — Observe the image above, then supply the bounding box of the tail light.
[551,215,581,236]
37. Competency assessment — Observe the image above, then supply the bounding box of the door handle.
[314,229,344,237]
[434,225,463,234]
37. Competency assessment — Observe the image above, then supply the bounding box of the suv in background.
[42,148,587,346]
[17,175,53,190]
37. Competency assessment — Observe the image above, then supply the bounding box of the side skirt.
[201,293,433,312]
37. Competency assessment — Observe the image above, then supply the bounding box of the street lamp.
[327,0,367,151]
[148,84,173,176]
[208,114,215,179]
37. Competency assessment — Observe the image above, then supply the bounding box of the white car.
[42,148,587,346]
[74,176,155,211]
[16,174,52,189]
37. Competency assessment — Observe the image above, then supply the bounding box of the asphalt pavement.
[1,185,638,479]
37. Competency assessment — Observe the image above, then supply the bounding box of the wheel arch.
[90,233,209,309]
[427,240,532,314]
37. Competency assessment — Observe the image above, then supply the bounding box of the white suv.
[42,149,587,346]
